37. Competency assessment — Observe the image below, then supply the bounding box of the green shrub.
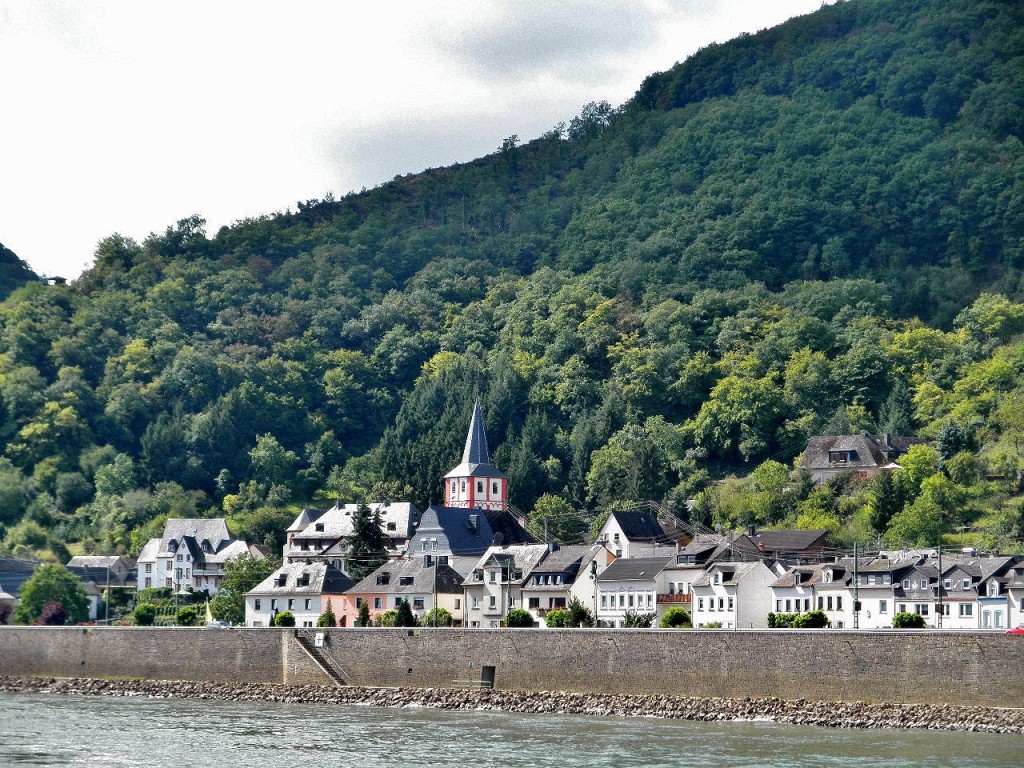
[376,609,398,627]
[317,599,336,627]
[623,611,656,628]
[892,611,927,628]
[133,603,157,626]
[422,607,452,627]
[701,621,723,628]
[504,608,535,627]
[659,607,692,628]
[792,610,829,628]
[273,610,295,627]
[395,599,417,627]
[545,609,570,628]
[566,597,594,627]
[356,601,371,627]
[176,605,203,626]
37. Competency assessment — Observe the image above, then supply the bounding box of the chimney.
[747,524,756,537]
[548,542,559,553]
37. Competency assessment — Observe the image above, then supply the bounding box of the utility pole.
[105,565,111,625]
[937,544,943,630]
[853,541,859,630]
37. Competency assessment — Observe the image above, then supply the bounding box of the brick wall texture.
[1,627,1021,707]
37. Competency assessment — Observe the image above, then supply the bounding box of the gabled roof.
[443,397,508,480]
[802,434,924,471]
[246,561,355,597]
[746,529,830,554]
[607,510,665,542]
[292,502,420,540]
[351,558,464,595]
[530,544,594,574]
[287,508,328,534]
[66,556,135,570]
[417,505,535,556]
[465,544,550,584]
[692,561,765,588]
[596,555,674,583]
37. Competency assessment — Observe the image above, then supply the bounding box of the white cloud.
[0,0,824,280]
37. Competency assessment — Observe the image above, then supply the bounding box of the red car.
[1007,626,1024,635]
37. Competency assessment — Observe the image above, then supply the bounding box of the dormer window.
[276,574,288,587]
[297,573,310,587]
[168,541,177,552]
[828,450,858,464]
[315,523,324,532]
[794,573,802,585]
[823,570,832,583]
[399,576,413,586]
[962,579,971,590]
[387,522,396,531]
[988,581,999,597]
[714,572,722,585]
[376,573,390,585]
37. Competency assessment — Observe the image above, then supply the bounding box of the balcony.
[657,593,691,604]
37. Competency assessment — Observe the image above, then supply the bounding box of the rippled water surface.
[1,693,1021,767]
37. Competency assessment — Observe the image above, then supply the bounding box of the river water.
[1,693,1020,767]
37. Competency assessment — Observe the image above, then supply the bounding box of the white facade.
[691,561,778,629]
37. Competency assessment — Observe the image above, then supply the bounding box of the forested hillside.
[0,243,38,301]
[1,0,1022,562]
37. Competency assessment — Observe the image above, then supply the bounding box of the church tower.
[443,397,508,510]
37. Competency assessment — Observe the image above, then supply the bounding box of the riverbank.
[2,676,1021,734]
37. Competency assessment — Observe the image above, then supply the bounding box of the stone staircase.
[295,630,351,687]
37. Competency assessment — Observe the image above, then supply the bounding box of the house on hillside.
[66,556,136,585]
[744,528,832,563]
[463,544,549,628]
[283,501,421,570]
[341,557,465,627]
[245,561,354,627]
[593,509,668,559]
[801,433,924,484]
[409,504,535,577]
[136,518,262,595]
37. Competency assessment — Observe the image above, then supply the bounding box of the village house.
[691,560,780,629]
[408,504,534,578]
[66,555,136,585]
[136,518,262,594]
[463,544,549,628]
[519,543,595,626]
[283,500,421,570]
[801,433,923,484]
[341,557,465,627]
[595,555,674,627]
[567,543,618,621]
[975,556,1019,630]
[245,561,354,627]
[769,564,820,618]
[593,509,669,559]
[657,558,704,622]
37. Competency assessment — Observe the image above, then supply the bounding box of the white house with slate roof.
[594,509,668,559]
[595,555,674,627]
[136,518,261,595]
[283,501,421,570]
[519,543,595,626]
[463,544,549,628]
[245,561,355,627]
[801,433,924,485]
[691,561,779,629]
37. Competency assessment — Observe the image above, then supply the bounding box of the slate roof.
[692,562,764,588]
[609,510,665,541]
[530,544,594,574]
[286,508,328,534]
[596,556,674,583]
[802,434,924,472]
[444,397,508,480]
[67,556,136,571]
[746,529,831,555]
[350,558,464,595]
[0,557,39,597]
[464,544,551,586]
[417,505,535,557]
[246,561,355,597]
[290,501,420,541]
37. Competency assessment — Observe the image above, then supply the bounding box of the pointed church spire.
[462,397,491,465]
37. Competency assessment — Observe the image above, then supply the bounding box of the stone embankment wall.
[1,627,1020,708]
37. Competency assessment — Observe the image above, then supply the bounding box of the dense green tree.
[209,554,280,626]
[504,608,535,628]
[394,599,417,627]
[346,502,388,581]
[13,564,90,625]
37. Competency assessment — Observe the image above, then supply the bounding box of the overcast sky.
[0,0,825,281]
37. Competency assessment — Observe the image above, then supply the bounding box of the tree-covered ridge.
[0,242,39,301]
[0,0,1022,563]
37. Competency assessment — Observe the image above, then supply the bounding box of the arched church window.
[492,481,498,494]
[477,481,483,493]
[461,480,466,493]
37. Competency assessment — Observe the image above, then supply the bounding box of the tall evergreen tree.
[346,502,388,580]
